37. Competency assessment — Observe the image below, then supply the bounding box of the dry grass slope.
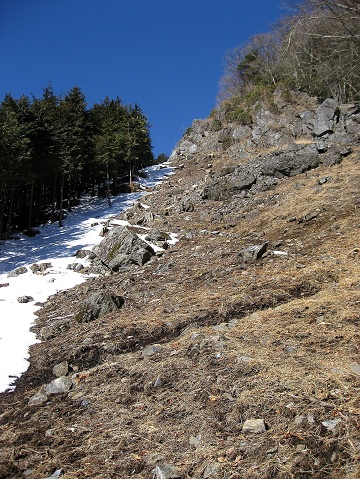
[0,141,359,478]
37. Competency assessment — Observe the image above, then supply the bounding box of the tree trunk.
[0,186,5,238]
[52,174,57,221]
[59,173,65,227]
[6,180,15,237]
[27,181,34,231]
[106,163,111,207]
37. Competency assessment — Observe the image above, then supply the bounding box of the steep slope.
[0,91,359,479]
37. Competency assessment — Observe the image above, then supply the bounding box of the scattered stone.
[75,292,124,323]
[141,344,162,357]
[7,266,28,278]
[242,418,266,433]
[44,376,72,395]
[45,469,63,479]
[75,249,91,258]
[17,295,34,303]
[145,452,166,466]
[152,463,181,479]
[294,415,305,425]
[179,200,194,213]
[66,262,84,272]
[298,210,319,223]
[189,434,202,448]
[52,361,69,378]
[349,362,360,376]
[203,463,220,478]
[28,391,48,406]
[153,376,163,388]
[144,228,169,243]
[238,242,268,262]
[30,262,52,274]
[237,355,254,363]
[322,418,341,431]
[318,177,328,185]
[39,319,71,340]
[266,446,278,454]
[0,283,9,288]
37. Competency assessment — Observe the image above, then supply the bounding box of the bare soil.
[0,142,359,479]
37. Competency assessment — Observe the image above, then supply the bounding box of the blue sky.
[0,1,286,157]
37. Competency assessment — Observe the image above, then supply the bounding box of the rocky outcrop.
[168,94,357,202]
[170,94,358,164]
[202,142,324,200]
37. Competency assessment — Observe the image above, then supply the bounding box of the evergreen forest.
[0,85,156,237]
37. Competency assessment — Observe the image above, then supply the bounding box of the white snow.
[0,164,174,393]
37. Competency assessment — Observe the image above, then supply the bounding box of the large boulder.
[312,98,339,137]
[75,291,124,323]
[92,225,155,271]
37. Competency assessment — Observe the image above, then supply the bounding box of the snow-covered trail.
[0,164,173,392]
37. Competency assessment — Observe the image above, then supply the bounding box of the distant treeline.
[219,0,360,105]
[0,85,161,237]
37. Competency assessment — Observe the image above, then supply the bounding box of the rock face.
[171,95,357,203]
[92,225,155,272]
[202,143,322,200]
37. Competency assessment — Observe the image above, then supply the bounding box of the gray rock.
[349,362,360,376]
[298,210,319,223]
[30,262,52,274]
[75,249,91,258]
[66,262,84,272]
[44,376,72,395]
[153,376,163,388]
[202,143,321,201]
[189,434,202,448]
[141,344,162,357]
[17,295,34,303]
[238,242,268,262]
[312,98,339,137]
[322,418,341,431]
[92,225,155,271]
[28,391,48,406]
[7,266,28,278]
[75,292,124,323]
[52,361,69,378]
[203,463,220,478]
[237,355,254,363]
[145,228,169,243]
[45,469,63,479]
[242,418,266,433]
[153,464,181,479]
[233,125,252,140]
[40,319,71,340]
[179,200,194,213]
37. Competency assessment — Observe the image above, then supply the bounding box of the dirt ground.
[0,141,359,478]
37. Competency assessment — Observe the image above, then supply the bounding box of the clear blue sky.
[0,0,286,157]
